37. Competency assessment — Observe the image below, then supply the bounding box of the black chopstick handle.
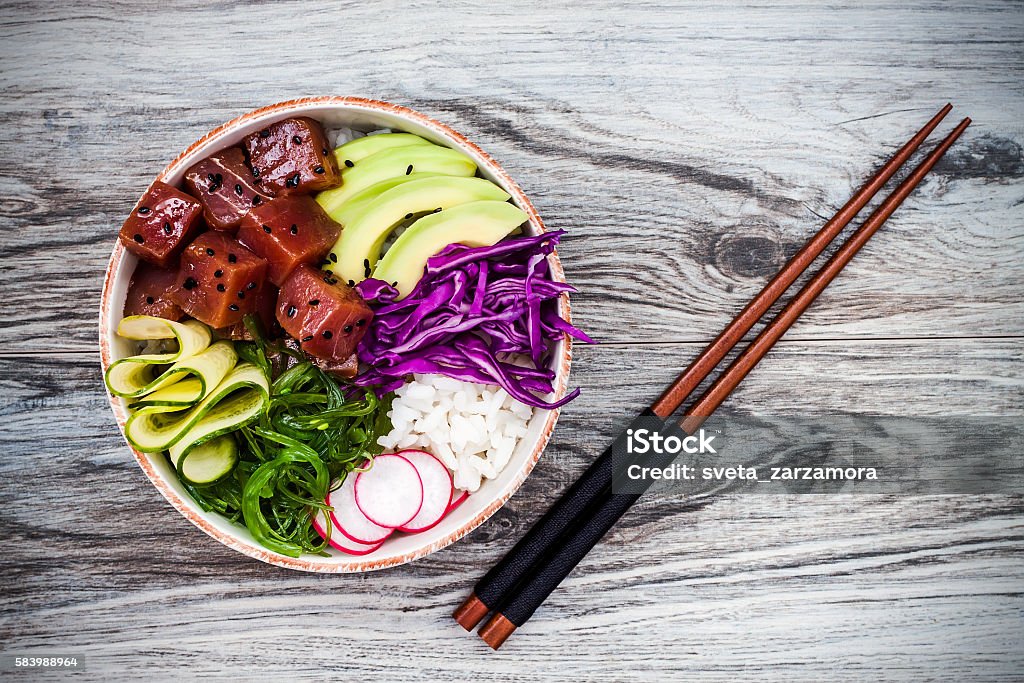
[496,424,684,626]
[473,409,664,609]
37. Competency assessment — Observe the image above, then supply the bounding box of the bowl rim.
[98,96,573,572]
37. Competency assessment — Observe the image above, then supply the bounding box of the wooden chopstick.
[474,114,971,650]
[453,104,954,634]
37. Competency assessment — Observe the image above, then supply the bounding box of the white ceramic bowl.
[99,97,573,572]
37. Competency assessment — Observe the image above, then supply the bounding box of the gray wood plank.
[0,1,1022,351]
[1,341,1021,680]
[1,0,1022,680]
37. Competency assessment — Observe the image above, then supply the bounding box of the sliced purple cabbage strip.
[355,230,592,409]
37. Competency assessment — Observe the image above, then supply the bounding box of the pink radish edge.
[354,453,424,528]
[311,510,385,556]
[396,450,454,533]
[327,474,392,545]
[446,490,470,515]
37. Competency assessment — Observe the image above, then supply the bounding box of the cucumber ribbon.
[105,316,235,405]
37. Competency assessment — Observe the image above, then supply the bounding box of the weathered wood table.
[2,1,1021,680]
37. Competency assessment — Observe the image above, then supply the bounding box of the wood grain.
[0,0,1021,680]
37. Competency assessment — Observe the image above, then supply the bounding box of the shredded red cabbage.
[355,230,593,409]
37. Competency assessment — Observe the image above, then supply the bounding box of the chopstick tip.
[453,593,490,631]
[479,612,517,650]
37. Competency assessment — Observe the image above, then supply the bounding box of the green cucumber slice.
[126,362,269,453]
[330,132,431,167]
[172,434,238,486]
[125,341,238,408]
[104,316,213,399]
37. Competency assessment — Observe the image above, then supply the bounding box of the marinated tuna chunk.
[276,264,373,362]
[119,181,203,268]
[244,117,341,195]
[237,194,341,286]
[172,232,268,328]
[184,147,271,231]
[123,263,184,320]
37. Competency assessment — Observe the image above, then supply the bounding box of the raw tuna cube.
[183,147,271,231]
[124,263,183,320]
[217,281,279,341]
[243,117,341,195]
[172,232,268,328]
[237,194,341,286]
[282,338,358,379]
[119,181,203,268]
[276,264,373,362]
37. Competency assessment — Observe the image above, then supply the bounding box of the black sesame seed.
[234,184,243,196]
[329,253,337,263]
[347,280,355,287]
[292,135,302,144]
[322,330,333,339]
[215,173,223,183]
[214,269,223,278]
[163,222,172,235]
[208,181,220,193]
[363,258,371,277]
[301,335,313,342]
[216,283,226,292]
[145,296,155,304]
[228,254,237,263]
[309,299,320,306]
[404,212,413,219]
[138,206,151,215]
[289,172,301,187]
[247,281,256,290]
[251,195,262,206]
[262,224,271,234]
[133,233,144,244]
[322,147,329,156]
[259,129,270,138]
[355,319,365,327]
[287,306,297,318]
[290,224,298,235]
[313,165,325,174]
[183,277,198,290]
[326,277,338,285]
[206,248,215,256]
[207,173,216,183]
[252,167,260,178]
[344,159,354,168]
[343,324,353,334]
[229,304,239,311]
[405,165,413,175]
[391,281,398,287]
[237,291,245,299]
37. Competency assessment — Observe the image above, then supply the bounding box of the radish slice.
[312,509,385,556]
[396,450,454,533]
[327,474,393,544]
[355,453,423,528]
[446,490,470,515]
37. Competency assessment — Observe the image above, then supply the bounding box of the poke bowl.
[98,97,587,572]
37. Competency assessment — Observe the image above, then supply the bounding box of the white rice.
[377,374,534,493]
[324,127,393,149]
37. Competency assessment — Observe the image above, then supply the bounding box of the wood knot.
[713,228,785,279]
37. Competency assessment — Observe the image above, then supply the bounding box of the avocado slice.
[331,132,431,168]
[317,173,439,222]
[326,176,511,285]
[374,200,528,299]
[316,145,477,210]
